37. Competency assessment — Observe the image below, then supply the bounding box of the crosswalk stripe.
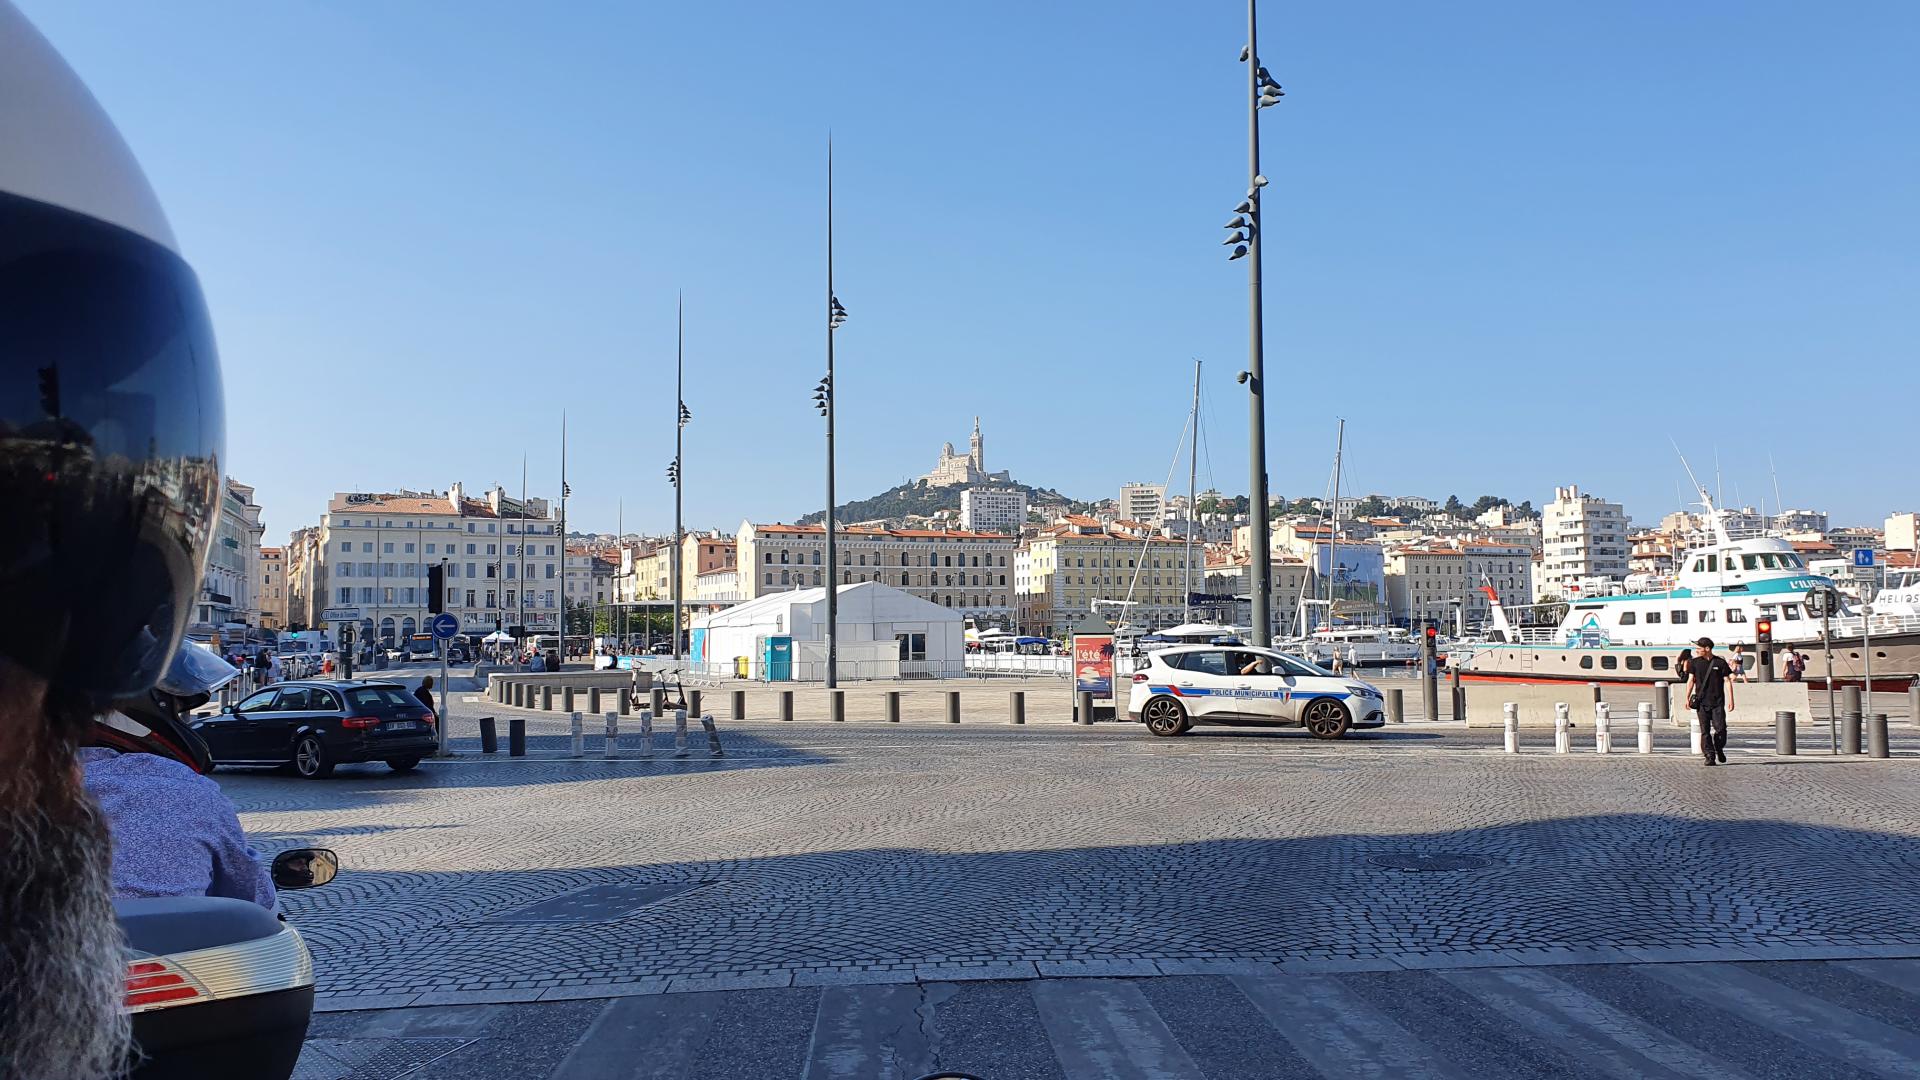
[1438,968,1755,1079]
[1030,979,1209,1080]
[1232,975,1469,1079]
[1641,963,1920,1079]
[1838,959,1920,1000]
[801,984,942,1080]
[549,992,720,1080]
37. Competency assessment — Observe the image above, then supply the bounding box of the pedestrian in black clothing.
[1685,637,1734,766]
[415,675,435,714]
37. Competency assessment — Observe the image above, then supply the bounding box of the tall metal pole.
[1244,0,1273,647]
[673,294,685,663]
[519,457,527,648]
[1327,418,1343,631]
[824,139,840,688]
[559,411,567,659]
[1184,359,1200,625]
[617,499,626,649]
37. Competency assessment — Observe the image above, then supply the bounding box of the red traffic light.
[1755,619,1773,643]
[1424,626,1438,638]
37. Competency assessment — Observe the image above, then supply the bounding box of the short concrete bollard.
[731,689,746,721]
[1554,703,1570,754]
[604,711,619,759]
[1595,701,1612,754]
[1637,702,1653,754]
[1867,713,1889,759]
[1502,703,1518,754]
[946,691,961,724]
[688,690,702,718]
[831,690,845,723]
[1910,679,1919,730]
[563,686,576,713]
[511,683,524,709]
[673,709,690,758]
[885,691,901,723]
[570,711,585,757]
[1590,681,1603,707]
[638,709,654,758]
[650,687,666,717]
[779,690,794,722]
[541,686,554,712]
[619,686,631,715]
[1775,710,1797,755]
[1388,687,1405,724]
[1010,690,1026,725]
[1842,712,1863,755]
[700,714,723,757]
[1690,712,1703,757]
[589,687,602,714]
[1842,685,1862,719]
[479,716,498,754]
[1078,691,1095,726]
[508,715,526,757]
[1654,681,1671,723]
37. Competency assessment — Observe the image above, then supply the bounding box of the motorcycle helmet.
[88,643,236,774]
[1,1,225,707]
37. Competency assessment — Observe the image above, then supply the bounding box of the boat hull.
[1460,632,1920,691]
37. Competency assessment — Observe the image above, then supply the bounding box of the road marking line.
[1233,974,1470,1079]
[1030,979,1208,1080]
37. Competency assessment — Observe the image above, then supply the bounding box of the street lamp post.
[817,139,851,688]
[668,294,690,663]
[1224,0,1285,647]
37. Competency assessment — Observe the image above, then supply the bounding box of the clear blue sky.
[23,1,1917,541]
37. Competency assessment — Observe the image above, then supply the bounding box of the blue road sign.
[1854,548,1876,568]
[430,612,460,639]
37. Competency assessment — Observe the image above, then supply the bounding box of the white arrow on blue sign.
[430,612,460,639]
[1854,548,1876,568]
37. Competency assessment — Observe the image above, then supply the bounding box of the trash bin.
[734,656,750,679]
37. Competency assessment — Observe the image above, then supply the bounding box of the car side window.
[1182,651,1228,677]
[1226,651,1268,676]
[309,688,341,711]
[1274,656,1319,678]
[280,687,317,710]
[236,689,280,712]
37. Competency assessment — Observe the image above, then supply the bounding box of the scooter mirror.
[271,848,339,889]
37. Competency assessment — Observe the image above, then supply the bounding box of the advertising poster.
[1073,634,1115,700]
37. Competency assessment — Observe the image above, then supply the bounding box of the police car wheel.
[1142,697,1189,737]
[1303,699,1351,740]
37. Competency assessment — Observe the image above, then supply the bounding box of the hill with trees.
[795,480,1092,530]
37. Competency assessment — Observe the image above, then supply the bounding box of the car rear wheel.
[294,735,335,779]
[386,756,422,773]
[1303,699,1351,740]
[1142,697,1190,737]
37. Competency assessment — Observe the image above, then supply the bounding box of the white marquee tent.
[690,581,965,681]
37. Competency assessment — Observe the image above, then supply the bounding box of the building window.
[337,587,352,603]
[466,590,476,608]
[339,541,351,552]
[405,542,415,553]
[897,633,927,662]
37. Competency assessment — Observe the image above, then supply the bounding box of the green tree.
[1351,495,1389,519]
[1443,495,1465,518]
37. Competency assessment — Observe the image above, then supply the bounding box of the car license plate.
[386,721,422,732]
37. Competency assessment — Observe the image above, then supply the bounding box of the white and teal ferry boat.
[1463,507,1920,690]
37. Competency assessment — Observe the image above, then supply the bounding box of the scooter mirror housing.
[271,848,339,890]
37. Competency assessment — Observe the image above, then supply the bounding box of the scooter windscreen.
[158,640,242,697]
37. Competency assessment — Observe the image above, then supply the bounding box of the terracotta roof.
[1885,549,1916,568]
[258,546,283,556]
[327,494,458,515]
[751,523,1012,541]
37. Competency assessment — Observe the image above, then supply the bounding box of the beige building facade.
[738,521,1018,628]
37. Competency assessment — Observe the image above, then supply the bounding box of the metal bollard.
[1077,691,1094,726]
[651,687,666,717]
[604,711,619,759]
[673,709,690,758]
[589,687,602,714]
[638,709,654,758]
[1842,685,1862,722]
[1590,681,1602,707]
[831,689,845,723]
[541,685,554,712]
[1010,691,1026,725]
[1595,701,1612,754]
[779,689,794,722]
[570,711,584,757]
[1502,702,1517,754]
[619,686,631,715]
[1775,710,1797,755]
[885,690,901,723]
[479,716,498,754]
[1553,703,1570,754]
[1653,681,1670,723]
[563,686,576,713]
[508,715,526,757]
[511,683,524,708]
[1637,702,1652,754]
[1910,678,1919,730]
[701,714,723,757]
[1388,687,1405,724]
[1842,712,1863,755]
[1867,713,1889,759]
[731,689,746,721]
[688,690,702,718]
[1690,711,1703,757]
[1451,666,1464,722]
[946,690,961,724]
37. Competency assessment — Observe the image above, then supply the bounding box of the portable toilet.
[763,635,792,681]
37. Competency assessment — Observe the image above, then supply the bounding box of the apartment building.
[737,521,1019,629]
[1538,485,1629,599]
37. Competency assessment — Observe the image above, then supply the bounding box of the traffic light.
[427,563,445,614]
[1755,619,1772,645]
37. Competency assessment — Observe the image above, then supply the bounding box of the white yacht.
[1299,626,1422,668]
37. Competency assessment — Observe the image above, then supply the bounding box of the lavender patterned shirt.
[78,746,276,910]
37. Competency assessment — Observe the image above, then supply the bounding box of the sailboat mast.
[1185,359,1200,625]
[1326,418,1343,631]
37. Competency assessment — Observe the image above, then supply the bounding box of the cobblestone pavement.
[294,958,1920,1079]
[221,718,1920,1015]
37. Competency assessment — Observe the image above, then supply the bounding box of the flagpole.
[673,292,685,664]
[519,456,527,648]
[560,411,568,659]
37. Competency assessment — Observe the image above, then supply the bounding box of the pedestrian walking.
[1729,643,1749,682]
[414,675,435,714]
[1785,650,1806,682]
[1685,637,1734,766]
[1674,647,1694,686]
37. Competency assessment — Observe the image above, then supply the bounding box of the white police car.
[1126,644,1387,739]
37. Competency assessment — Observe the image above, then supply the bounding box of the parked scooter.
[120,849,339,1080]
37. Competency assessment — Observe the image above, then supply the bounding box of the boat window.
[1579,656,1594,669]
[1619,612,1637,625]
[1626,656,1644,670]
[1707,555,1719,572]
[1740,555,1758,571]
[1783,553,1804,568]
[1698,611,1716,623]
[1692,558,1708,573]
[1782,604,1802,621]
[1652,656,1670,671]
[1671,611,1689,625]
[1726,609,1747,623]
[1645,612,1662,624]
[1601,655,1618,670]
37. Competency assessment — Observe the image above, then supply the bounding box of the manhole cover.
[1365,853,1492,873]
[481,881,711,925]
